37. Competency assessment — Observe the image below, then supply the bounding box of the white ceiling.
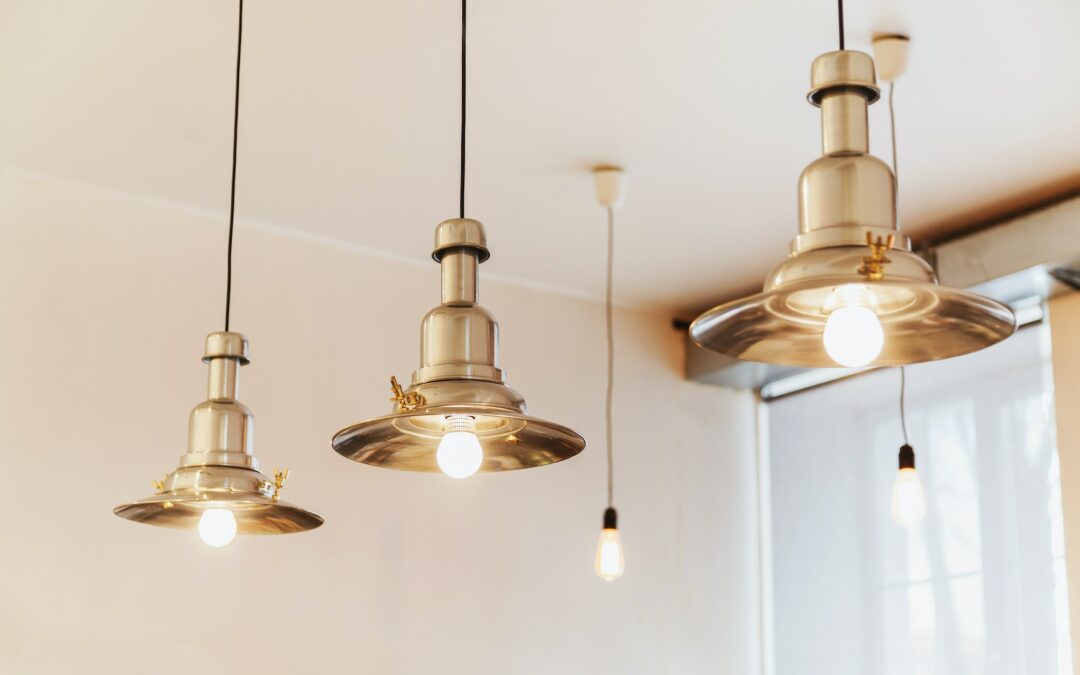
[2,0,1079,315]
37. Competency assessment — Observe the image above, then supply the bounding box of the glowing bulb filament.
[198,508,237,547]
[437,415,483,479]
[891,468,926,528]
[595,528,625,581]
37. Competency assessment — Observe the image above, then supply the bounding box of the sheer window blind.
[767,322,1072,675]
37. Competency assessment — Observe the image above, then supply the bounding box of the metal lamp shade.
[114,332,323,535]
[332,218,586,472]
[690,51,1015,367]
[690,249,1015,368]
[113,468,323,534]
[333,383,585,473]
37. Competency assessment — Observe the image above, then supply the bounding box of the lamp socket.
[872,34,910,82]
[593,167,628,208]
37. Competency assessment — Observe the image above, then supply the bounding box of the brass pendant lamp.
[689,1,1015,368]
[331,0,585,477]
[114,0,323,545]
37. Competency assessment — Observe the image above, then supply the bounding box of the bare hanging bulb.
[891,444,926,528]
[595,508,625,581]
[592,168,628,581]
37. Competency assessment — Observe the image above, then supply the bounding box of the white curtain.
[767,322,1071,675]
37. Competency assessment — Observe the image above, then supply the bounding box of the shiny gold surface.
[114,472,322,534]
[691,281,1015,367]
[690,50,1016,367]
[807,50,880,105]
[333,219,586,472]
[270,468,289,502]
[114,332,323,534]
[433,217,489,262]
[390,376,426,412]
[333,408,583,473]
[857,233,895,281]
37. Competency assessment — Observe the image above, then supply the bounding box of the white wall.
[0,169,760,675]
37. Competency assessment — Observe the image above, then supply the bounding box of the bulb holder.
[603,506,618,530]
[332,219,586,473]
[872,34,911,82]
[689,50,1015,367]
[114,332,324,535]
[898,443,916,470]
[593,167,628,208]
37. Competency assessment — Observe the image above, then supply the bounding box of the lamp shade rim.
[332,408,586,473]
[689,280,1016,368]
[113,493,324,534]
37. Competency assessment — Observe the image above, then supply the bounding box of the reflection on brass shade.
[332,218,586,472]
[690,50,1015,367]
[114,332,323,534]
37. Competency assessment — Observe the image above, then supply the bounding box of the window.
[767,322,1072,675]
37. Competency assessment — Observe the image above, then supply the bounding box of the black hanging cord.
[224,0,244,332]
[837,0,846,50]
[605,206,615,508]
[459,0,467,218]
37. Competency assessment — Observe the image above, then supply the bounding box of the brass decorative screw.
[271,468,289,502]
[858,232,895,281]
[389,376,426,412]
[151,474,168,495]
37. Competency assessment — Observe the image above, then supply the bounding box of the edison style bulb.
[198,508,237,547]
[595,528,625,581]
[823,285,884,367]
[891,468,926,527]
[595,507,624,581]
[437,415,483,479]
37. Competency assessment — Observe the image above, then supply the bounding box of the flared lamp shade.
[114,332,323,534]
[689,51,1015,368]
[332,218,586,472]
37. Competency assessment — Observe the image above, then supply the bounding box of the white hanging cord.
[887,78,913,448]
[899,366,910,445]
[593,167,625,508]
[605,205,615,507]
[888,80,900,230]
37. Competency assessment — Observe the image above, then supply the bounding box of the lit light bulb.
[595,507,625,581]
[891,444,926,528]
[437,415,483,479]
[823,285,884,367]
[891,469,926,527]
[198,508,237,547]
